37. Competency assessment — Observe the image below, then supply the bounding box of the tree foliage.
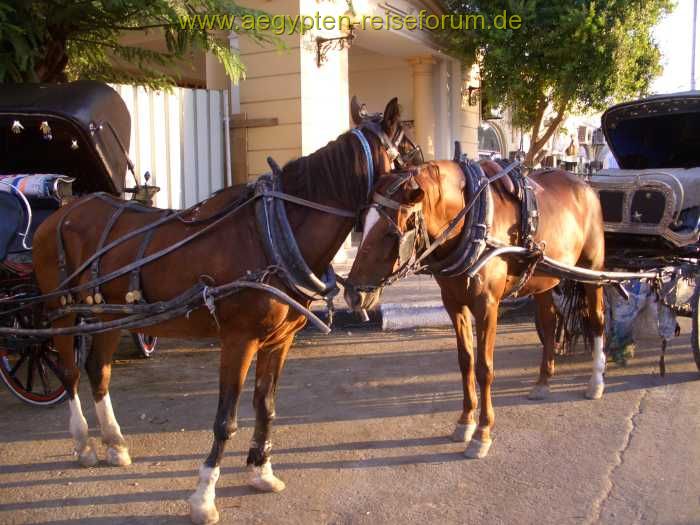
[0,0,286,88]
[441,0,673,164]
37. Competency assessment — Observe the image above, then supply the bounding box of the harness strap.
[372,193,421,212]
[127,213,169,302]
[54,194,101,299]
[263,190,356,218]
[90,206,126,300]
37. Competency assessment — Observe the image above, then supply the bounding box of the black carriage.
[587,91,700,370]
[0,81,158,406]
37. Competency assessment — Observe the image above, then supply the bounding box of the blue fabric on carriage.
[0,192,23,261]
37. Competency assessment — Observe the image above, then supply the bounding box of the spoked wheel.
[132,333,158,358]
[691,291,700,372]
[0,337,67,406]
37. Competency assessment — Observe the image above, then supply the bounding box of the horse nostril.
[343,288,364,311]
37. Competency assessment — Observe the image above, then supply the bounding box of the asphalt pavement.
[1,316,699,524]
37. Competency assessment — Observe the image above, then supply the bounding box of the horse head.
[344,167,426,312]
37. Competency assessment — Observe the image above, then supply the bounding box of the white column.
[409,56,437,160]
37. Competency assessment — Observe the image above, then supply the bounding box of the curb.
[309,302,451,332]
[310,298,534,332]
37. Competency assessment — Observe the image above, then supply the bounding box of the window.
[478,122,503,159]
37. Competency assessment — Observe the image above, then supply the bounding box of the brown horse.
[30,98,415,525]
[344,159,606,459]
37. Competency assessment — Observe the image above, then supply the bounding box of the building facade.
[231,0,480,182]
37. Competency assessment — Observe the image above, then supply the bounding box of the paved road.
[1,318,699,525]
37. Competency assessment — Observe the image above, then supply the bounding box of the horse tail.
[556,280,595,353]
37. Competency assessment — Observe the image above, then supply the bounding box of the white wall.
[113,84,229,209]
[349,46,414,119]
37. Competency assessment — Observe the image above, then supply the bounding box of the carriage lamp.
[461,85,480,107]
[11,120,24,134]
[71,139,79,150]
[39,121,53,141]
[316,24,358,67]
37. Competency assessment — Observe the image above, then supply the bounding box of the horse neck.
[279,138,372,275]
[421,170,468,255]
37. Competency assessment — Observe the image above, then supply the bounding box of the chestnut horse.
[344,160,606,459]
[30,98,414,524]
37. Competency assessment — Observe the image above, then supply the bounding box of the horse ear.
[350,96,363,126]
[382,97,401,134]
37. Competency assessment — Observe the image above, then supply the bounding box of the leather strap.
[372,193,422,213]
[263,190,356,218]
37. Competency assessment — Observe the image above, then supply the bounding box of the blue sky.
[653,0,698,93]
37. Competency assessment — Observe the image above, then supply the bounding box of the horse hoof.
[451,423,477,442]
[247,461,286,493]
[77,440,99,467]
[189,500,219,525]
[528,384,550,400]
[585,383,605,400]
[106,445,132,467]
[464,438,492,459]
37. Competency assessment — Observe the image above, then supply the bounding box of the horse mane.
[280,131,381,209]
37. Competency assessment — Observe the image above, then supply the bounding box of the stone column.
[409,56,437,160]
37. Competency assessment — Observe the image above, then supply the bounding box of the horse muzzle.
[343,284,383,313]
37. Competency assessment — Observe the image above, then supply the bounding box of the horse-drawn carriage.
[0,81,158,406]
[587,91,700,370]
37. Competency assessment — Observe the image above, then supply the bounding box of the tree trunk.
[34,30,69,83]
[524,102,568,167]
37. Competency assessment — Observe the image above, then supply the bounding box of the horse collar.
[350,128,374,199]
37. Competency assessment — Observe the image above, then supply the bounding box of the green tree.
[442,0,672,165]
[0,0,286,88]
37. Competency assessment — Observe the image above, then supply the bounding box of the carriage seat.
[0,192,23,261]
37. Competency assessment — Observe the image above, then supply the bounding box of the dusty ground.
[1,317,699,525]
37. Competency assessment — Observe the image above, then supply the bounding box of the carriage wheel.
[0,339,67,406]
[691,292,700,372]
[132,333,158,358]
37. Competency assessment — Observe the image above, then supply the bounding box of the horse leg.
[85,330,130,466]
[444,299,478,443]
[246,336,293,492]
[584,284,606,400]
[189,332,258,525]
[465,298,498,459]
[529,291,557,400]
[54,324,99,467]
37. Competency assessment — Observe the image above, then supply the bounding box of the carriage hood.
[602,91,700,170]
[0,80,130,194]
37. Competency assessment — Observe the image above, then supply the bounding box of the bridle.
[354,112,424,177]
[350,169,430,293]
[349,160,523,294]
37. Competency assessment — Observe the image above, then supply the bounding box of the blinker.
[397,228,418,266]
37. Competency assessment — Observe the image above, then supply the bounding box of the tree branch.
[526,99,569,166]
